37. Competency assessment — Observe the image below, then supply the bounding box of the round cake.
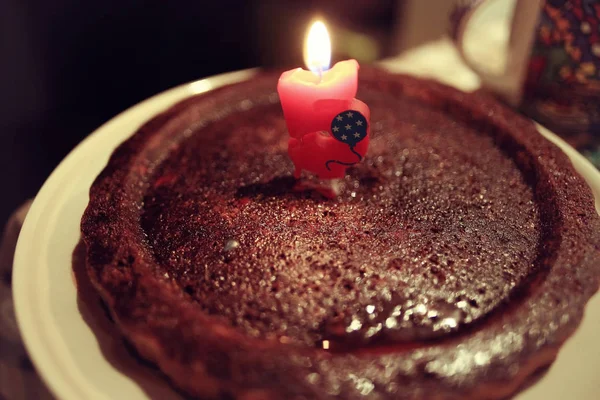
[81,68,600,399]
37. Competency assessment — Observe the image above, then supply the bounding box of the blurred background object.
[0,0,454,226]
[450,0,600,165]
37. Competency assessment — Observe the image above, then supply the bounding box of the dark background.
[0,0,407,225]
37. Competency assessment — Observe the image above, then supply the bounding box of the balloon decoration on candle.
[326,109,368,171]
[278,21,371,180]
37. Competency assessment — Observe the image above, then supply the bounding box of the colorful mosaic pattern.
[531,0,600,86]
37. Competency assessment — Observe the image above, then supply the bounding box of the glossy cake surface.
[82,69,600,399]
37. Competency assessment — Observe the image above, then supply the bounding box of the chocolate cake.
[81,68,600,399]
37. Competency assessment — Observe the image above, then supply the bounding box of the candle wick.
[317,66,323,83]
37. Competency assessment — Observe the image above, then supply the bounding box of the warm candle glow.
[303,20,331,75]
[278,23,369,180]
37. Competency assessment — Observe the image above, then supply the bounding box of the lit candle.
[278,21,370,180]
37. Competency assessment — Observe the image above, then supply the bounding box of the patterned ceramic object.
[452,0,600,136]
[522,0,600,135]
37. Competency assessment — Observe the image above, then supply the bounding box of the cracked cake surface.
[81,68,600,399]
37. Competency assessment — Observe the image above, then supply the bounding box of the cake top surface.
[141,81,540,349]
[82,69,600,399]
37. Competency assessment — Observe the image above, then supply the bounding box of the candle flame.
[304,20,331,75]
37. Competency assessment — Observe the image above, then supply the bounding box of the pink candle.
[277,22,370,180]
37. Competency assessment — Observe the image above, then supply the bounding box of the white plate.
[13,68,600,400]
